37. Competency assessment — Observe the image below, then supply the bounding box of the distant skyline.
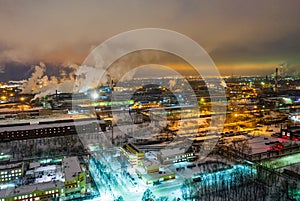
[0,0,300,81]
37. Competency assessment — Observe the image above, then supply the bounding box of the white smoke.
[22,62,46,93]
[73,65,106,93]
[23,61,110,99]
[168,79,176,90]
[21,62,81,100]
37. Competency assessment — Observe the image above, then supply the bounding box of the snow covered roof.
[62,157,82,181]
[159,147,185,157]
[29,162,40,169]
[0,162,23,170]
[0,181,64,198]
[144,159,160,167]
[0,119,98,132]
[34,165,56,173]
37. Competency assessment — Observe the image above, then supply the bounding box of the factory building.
[120,143,145,166]
[0,163,23,184]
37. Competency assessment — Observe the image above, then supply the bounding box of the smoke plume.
[22,62,46,93]
[22,62,80,100]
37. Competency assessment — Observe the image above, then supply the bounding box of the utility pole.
[111,123,114,145]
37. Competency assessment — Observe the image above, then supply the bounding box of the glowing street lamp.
[91,91,99,100]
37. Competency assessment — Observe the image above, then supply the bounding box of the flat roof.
[141,168,174,181]
[0,119,99,133]
[0,181,64,198]
[159,147,185,157]
[144,159,160,168]
[29,162,40,169]
[34,165,56,173]
[0,162,23,170]
[62,157,82,181]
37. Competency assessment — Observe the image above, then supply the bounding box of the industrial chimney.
[275,68,278,94]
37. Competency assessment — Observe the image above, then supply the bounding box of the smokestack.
[275,68,278,95]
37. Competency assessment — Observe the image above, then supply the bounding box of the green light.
[0,154,11,160]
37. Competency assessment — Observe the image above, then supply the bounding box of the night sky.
[0,0,300,81]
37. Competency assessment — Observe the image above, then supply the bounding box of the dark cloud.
[0,62,75,82]
[0,62,31,82]
[0,0,299,77]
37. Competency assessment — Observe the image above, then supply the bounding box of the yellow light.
[234,113,238,117]
[20,97,25,101]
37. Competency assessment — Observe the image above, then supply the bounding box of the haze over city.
[0,1,300,201]
[0,0,300,82]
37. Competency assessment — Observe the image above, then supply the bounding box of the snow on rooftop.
[0,113,92,125]
[159,147,186,157]
[0,162,23,170]
[144,159,160,167]
[29,162,40,169]
[0,118,98,132]
[62,157,82,181]
[141,168,174,181]
[0,181,64,198]
[34,165,56,173]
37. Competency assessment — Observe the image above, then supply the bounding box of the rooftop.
[143,159,160,168]
[0,181,64,198]
[0,162,23,170]
[159,147,187,157]
[34,165,56,173]
[29,162,40,170]
[62,157,82,181]
[0,118,98,133]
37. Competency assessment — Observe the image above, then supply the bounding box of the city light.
[0,7,299,200]
[91,91,99,100]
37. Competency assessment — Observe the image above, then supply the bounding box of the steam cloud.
[22,62,78,100]
[22,62,46,94]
